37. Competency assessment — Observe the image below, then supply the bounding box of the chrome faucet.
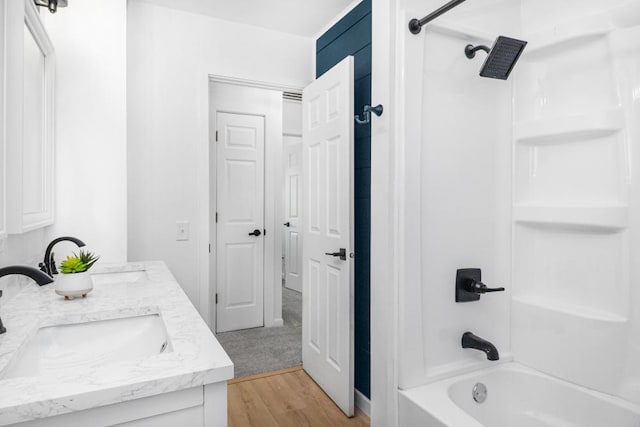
[0,266,54,334]
[39,236,86,277]
[462,331,499,361]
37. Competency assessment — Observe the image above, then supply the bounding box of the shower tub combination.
[399,363,640,427]
[395,0,640,425]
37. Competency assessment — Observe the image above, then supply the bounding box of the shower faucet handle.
[468,280,504,294]
[455,268,505,303]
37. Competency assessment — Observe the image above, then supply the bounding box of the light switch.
[176,221,189,241]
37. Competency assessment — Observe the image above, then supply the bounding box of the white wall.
[283,100,303,137]
[0,230,52,303]
[395,0,518,391]
[42,1,128,263]
[1,1,127,306]
[127,1,313,319]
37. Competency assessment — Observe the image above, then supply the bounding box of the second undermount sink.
[3,314,171,379]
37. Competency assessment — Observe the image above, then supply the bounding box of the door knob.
[284,222,290,227]
[248,229,262,237]
[325,248,347,261]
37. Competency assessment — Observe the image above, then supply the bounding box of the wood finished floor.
[228,366,370,427]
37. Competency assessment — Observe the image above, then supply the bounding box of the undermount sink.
[3,314,171,379]
[90,270,148,285]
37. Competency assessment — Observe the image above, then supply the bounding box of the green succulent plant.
[59,250,100,274]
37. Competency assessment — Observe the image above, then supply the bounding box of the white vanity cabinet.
[4,0,55,234]
[0,262,233,427]
[13,383,227,427]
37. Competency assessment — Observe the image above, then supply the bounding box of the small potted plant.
[55,250,99,300]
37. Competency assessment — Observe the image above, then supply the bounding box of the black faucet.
[456,268,505,302]
[462,331,499,361]
[0,290,4,334]
[39,236,86,277]
[0,266,54,335]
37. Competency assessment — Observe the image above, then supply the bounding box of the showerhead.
[465,36,528,80]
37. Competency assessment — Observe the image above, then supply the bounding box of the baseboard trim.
[355,389,371,417]
[268,318,284,327]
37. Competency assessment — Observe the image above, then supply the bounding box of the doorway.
[283,96,303,294]
[209,63,358,417]
[209,78,304,378]
[209,79,285,335]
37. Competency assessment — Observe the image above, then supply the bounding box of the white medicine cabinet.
[3,0,55,235]
[0,1,6,238]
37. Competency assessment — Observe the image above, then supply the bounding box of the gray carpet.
[216,286,302,378]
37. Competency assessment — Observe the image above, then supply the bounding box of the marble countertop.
[0,261,233,425]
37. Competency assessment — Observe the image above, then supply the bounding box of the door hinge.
[216,212,218,223]
[215,293,218,304]
[215,130,219,142]
[264,228,267,236]
[208,243,211,253]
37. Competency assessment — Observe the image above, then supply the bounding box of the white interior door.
[216,112,265,333]
[302,56,354,416]
[284,136,302,293]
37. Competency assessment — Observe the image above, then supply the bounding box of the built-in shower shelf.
[513,204,628,230]
[513,296,628,323]
[514,109,624,143]
[526,26,609,55]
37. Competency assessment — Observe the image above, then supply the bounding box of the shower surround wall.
[397,0,518,389]
[397,0,640,406]
[512,0,640,404]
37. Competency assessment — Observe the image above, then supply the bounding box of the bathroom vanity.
[0,262,233,426]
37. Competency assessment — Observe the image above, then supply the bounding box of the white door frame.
[208,75,302,333]
[370,1,404,425]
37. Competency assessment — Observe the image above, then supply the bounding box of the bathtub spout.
[462,332,499,361]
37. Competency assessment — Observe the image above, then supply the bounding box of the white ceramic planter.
[55,272,93,300]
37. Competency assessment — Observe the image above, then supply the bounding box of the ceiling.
[135,0,355,37]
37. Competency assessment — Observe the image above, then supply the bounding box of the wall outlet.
[176,221,190,241]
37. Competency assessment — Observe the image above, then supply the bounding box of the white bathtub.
[398,363,640,427]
